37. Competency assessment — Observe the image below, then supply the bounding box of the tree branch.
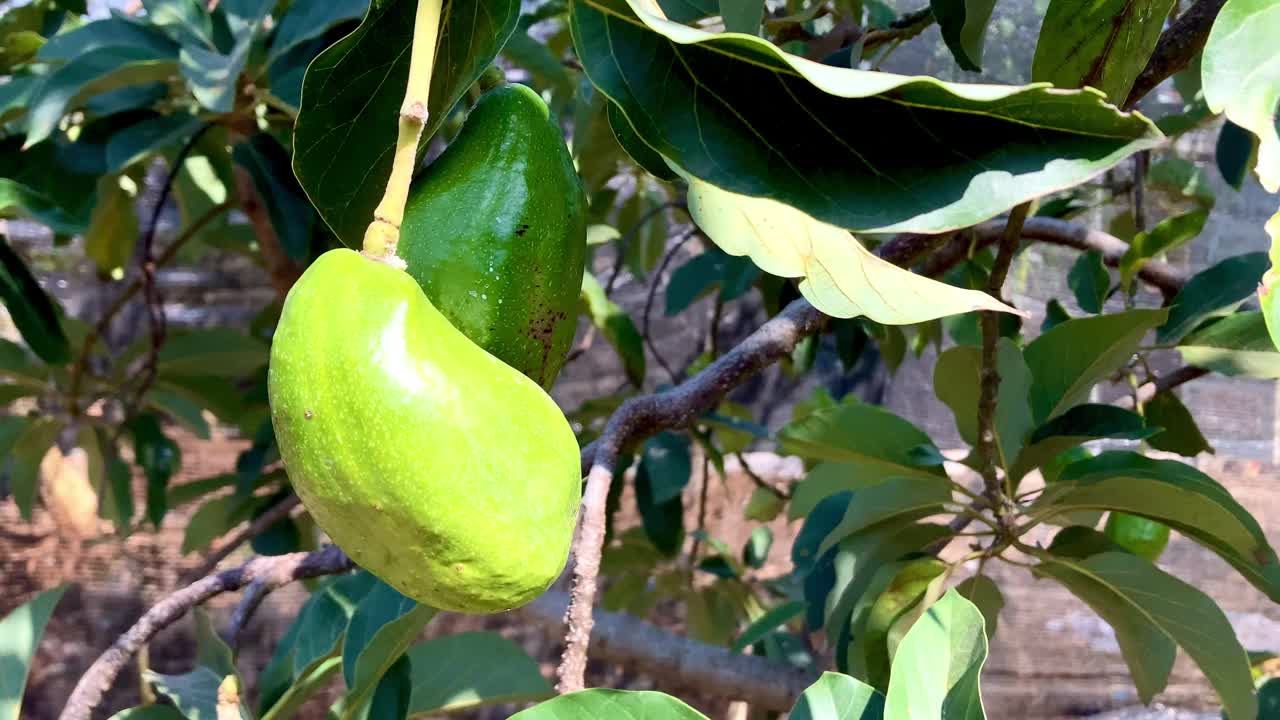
[182,494,302,583]
[233,167,302,297]
[1124,0,1229,109]
[60,546,354,720]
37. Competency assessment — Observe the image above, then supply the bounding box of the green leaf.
[0,585,67,720]
[1148,156,1217,207]
[269,0,368,62]
[1010,404,1156,482]
[1202,0,1280,192]
[1068,250,1109,314]
[107,707,187,720]
[789,672,885,720]
[1033,451,1280,601]
[849,558,947,688]
[11,418,61,520]
[1180,310,1280,378]
[718,0,764,34]
[24,48,178,147]
[1023,308,1167,422]
[606,100,678,181]
[781,402,945,518]
[130,414,182,527]
[1118,209,1208,292]
[731,600,805,653]
[1158,252,1267,344]
[340,580,437,719]
[884,589,988,719]
[930,0,997,71]
[142,0,215,48]
[232,133,314,262]
[580,272,645,385]
[1144,390,1213,456]
[1037,550,1255,718]
[1217,120,1259,190]
[182,493,265,553]
[1032,0,1175,103]
[674,166,1021,322]
[743,485,786,522]
[294,0,521,246]
[105,113,205,172]
[933,339,1035,468]
[180,0,272,112]
[157,328,269,378]
[509,689,710,719]
[148,668,249,720]
[0,235,70,364]
[403,632,553,716]
[1262,212,1280,353]
[743,526,773,569]
[638,432,692,504]
[571,0,1162,234]
[83,174,138,275]
[38,16,177,61]
[953,575,1003,640]
[818,477,954,556]
[365,655,412,720]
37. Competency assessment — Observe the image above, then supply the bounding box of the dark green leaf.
[1158,252,1267,343]
[883,589,988,719]
[1037,550,1255,718]
[789,671,884,720]
[780,401,944,476]
[37,16,177,62]
[607,100,678,181]
[142,0,214,48]
[1144,391,1213,456]
[403,632,552,715]
[0,585,67,720]
[818,477,955,556]
[1023,309,1167,421]
[1217,120,1258,190]
[129,414,182,527]
[364,655,412,720]
[182,492,266,554]
[0,235,70,364]
[638,432,692,504]
[1068,250,1109,313]
[571,0,1161,234]
[157,327,269,378]
[954,575,1003,639]
[233,133,313,262]
[1148,156,1216,207]
[1042,298,1072,331]
[24,48,178,147]
[83,174,138,275]
[580,273,646,385]
[11,418,61,520]
[180,0,272,112]
[509,689,709,719]
[1118,208,1208,292]
[249,496,302,556]
[1034,451,1280,601]
[731,601,805,654]
[105,113,205,172]
[0,177,88,235]
[636,458,686,556]
[341,580,437,716]
[269,0,368,62]
[1179,310,1280,378]
[933,339,1034,467]
[794,491,853,574]
[106,706,187,720]
[666,250,724,316]
[1011,404,1156,481]
[824,523,951,641]
[718,0,764,34]
[294,0,521,246]
[930,0,997,71]
[1032,0,1175,103]
[743,526,772,568]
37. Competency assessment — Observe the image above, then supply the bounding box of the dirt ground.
[4,429,1278,719]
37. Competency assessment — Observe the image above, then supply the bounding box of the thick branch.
[59,546,353,720]
[1124,0,1229,109]
[525,590,817,712]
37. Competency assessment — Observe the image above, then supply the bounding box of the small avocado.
[399,84,587,389]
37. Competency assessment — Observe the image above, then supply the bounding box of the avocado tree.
[1,0,1279,718]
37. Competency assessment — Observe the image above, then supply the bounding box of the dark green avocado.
[399,83,587,389]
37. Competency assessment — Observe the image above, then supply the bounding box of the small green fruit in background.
[399,83,587,389]
[1104,512,1171,562]
[268,249,581,613]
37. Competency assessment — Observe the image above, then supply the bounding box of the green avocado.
[399,83,587,389]
[1103,512,1171,562]
[268,249,581,613]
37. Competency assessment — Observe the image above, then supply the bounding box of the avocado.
[268,249,581,613]
[399,84,587,389]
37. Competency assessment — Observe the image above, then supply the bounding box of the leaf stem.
[361,0,445,262]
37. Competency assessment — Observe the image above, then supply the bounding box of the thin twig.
[642,229,699,383]
[976,202,1030,520]
[67,199,232,416]
[224,581,270,649]
[183,494,302,583]
[59,546,354,720]
[690,452,712,562]
[605,201,686,295]
[735,452,789,499]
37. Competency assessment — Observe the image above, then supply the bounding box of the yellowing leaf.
[1259,209,1280,351]
[1202,0,1280,192]
[674,165,1023,323]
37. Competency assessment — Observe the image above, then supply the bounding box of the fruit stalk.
[361,0,444,262]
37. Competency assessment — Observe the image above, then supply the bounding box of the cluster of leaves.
[1,0,1279,718]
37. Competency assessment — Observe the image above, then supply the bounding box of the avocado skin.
[268,249,581,613]
[399,84,586,389]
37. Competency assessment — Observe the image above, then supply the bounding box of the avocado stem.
[361,0,445,263]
